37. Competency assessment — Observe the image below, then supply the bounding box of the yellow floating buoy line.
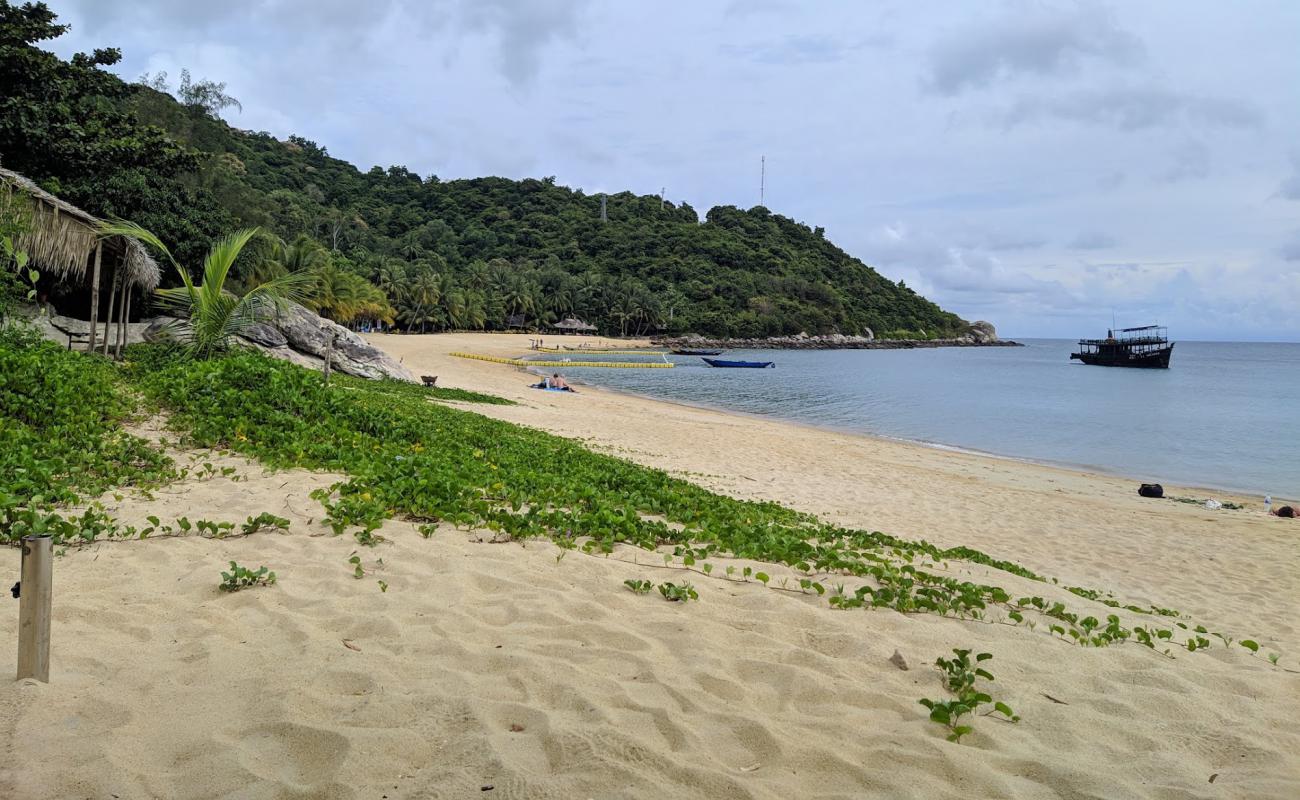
[532,347,668,356]
[450,352,674,369]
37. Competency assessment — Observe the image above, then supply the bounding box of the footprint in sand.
[237,722,350,790]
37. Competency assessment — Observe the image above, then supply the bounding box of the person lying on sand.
[1270,505,1296,518]
[532,374,576,392]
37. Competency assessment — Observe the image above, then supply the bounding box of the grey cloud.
[1159,140,1210,183]
[459,0,589,86]
[926,5,1142,95]
[1069,231,1117,250]
[724,34,887,66]
[1280,156,1300,200]
[998,87,1262,131]
[59,0,582,87]
[723,0,793,19]
[1281,233,1300,262]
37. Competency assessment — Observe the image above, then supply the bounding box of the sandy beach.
[3,332,1298,799]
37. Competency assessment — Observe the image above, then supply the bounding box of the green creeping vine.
[0,329,174,543]
[332,373,515,405]
[623,579,654,595]
[918,650,1018,743]
[120,347,1283,667]
[219,561,276,592]
[657,581,698,602]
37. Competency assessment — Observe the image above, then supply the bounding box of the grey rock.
[967,320,998,344]
[889,649,910,671]
[239,321,288,348]
[272,303,415,382]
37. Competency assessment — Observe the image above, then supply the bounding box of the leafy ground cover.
[1,332,1287,744]
[122,345,1278,667]
[0,327,174,542]
[331,372,514,405]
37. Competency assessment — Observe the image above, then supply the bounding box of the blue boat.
[701,358,774,369]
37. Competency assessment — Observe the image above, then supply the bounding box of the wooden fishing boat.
[702,358,774,369]
[1070,325,1173,368]
[671,349,724,356]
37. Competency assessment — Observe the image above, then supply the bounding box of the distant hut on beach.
[1,166,160,356]
[548,317,597,336]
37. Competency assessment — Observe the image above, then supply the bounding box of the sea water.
[550,340,1300,496]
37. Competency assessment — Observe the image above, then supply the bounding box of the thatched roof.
[0,166,161,291]
[549,317,597,331]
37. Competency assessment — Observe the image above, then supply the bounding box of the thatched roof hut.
[1,166,161,354]
[548,317,597,334]
[1,167,160,291]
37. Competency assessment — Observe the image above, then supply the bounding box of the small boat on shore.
[1071,325,1174,368]
[702,358,774,369]
[671,349,724,356]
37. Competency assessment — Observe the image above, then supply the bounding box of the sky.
[42,0,1300,340]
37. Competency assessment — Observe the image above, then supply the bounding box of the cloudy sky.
[44,1,1300,340]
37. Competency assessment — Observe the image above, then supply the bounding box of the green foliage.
[219,560,275,592]
[0,4,967,338]
[332,373,513,405]
[101,221,312,358]
[0,327,173,543]
[241,512,290,535]
[623,578,654,595]
[657,581,698,602]
[918,650,1018,743]
[1,190,37,318]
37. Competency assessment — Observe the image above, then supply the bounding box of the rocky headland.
[656,320,1020,350]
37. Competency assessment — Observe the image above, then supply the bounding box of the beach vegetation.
[918,649,1018,743]
[219,561,275,592]
[623,579,654,595]
[658,581,698,602]
[99,221,313,359]
[0,328,1285,692]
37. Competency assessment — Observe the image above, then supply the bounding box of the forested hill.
[0,1,967,339]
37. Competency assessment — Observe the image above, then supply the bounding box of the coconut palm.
[101,221,312,359]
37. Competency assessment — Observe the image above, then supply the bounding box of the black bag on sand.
[1139,483,1164,498]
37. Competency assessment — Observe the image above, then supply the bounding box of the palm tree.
[101,221,312,359]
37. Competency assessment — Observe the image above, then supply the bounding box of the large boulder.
[239,321,288,348]
[967,321,998,344]
[266,303,415,382]
[135,304,413,382]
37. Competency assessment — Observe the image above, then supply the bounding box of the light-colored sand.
[2,332,1298,799]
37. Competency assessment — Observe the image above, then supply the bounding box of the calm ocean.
[549,340,1300,496]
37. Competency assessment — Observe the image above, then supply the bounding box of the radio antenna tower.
[760,155,765,207]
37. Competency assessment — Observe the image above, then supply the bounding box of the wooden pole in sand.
[102,267,118,356]
[87,241,103,353]
[323,331,335,386]
[115,285,130,358]
[16,535,52,683]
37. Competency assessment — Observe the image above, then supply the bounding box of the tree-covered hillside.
[0,1,966,338]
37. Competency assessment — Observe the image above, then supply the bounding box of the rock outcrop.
[656,322,1018,351]
[262,303,413,381]
[29,302,414,382]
